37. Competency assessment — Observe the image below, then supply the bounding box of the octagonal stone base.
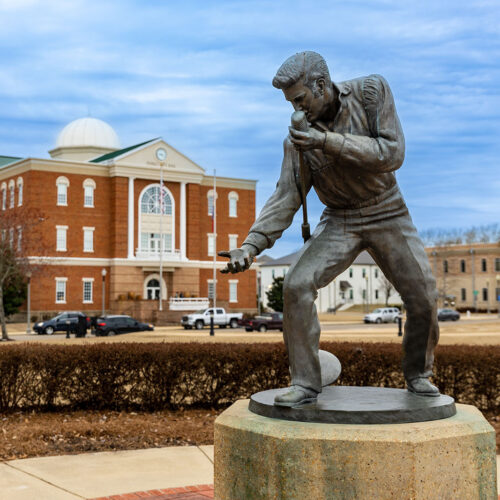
[214,400,497,500]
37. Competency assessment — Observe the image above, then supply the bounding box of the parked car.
[94,315,154,336]
[239,313,283,332]
[437,309,460,321]
[33,311,91,335]
[181,308,243,329]
[364,307,400,324]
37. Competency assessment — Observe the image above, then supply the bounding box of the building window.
[55,278,67,303]
[362,268,366,278]
[83,179,96,207]
[207,280,216,299]
[349,268,353,278]
[375,289,379,300]
[443,260,448,273]
[56,226,67,252]
[495,258,500,272]
[228,191,238,217]
[1,183,6,210]
[17,226,22,252]
[207,233,215,256]
[374,269,378,278]
[482,288,488,302]
[461,288,466,301]
[460,260,466,273]
[229,234,238,250]
[207,189,218,216]
[349,289,353,299]
[481,258,487,272]
[146,278,160,300]
[229,281,238,303]
[17,178,23,206]
[83,227,94,252]
[140,232,172,254]
[141,185,172,215]
[362,289,366,299]
[82,279,94,303]
[56,176,69,206]
[8,228,14,248]
[8,180,15,208]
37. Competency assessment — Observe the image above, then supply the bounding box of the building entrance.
[146,278,160,300]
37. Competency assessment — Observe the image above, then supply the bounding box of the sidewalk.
[0,446,214,500]
[0,445,498,499]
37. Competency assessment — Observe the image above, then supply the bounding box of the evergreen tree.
[266,276,284,312]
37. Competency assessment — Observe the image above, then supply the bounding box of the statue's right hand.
[218,245,257,274]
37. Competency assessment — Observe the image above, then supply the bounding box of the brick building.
[0,117,257,322]
[426,243,500,311]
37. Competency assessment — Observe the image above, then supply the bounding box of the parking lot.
[4,312,500,345]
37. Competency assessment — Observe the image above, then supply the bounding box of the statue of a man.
[219,51,440,406]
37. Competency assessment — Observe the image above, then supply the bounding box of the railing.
[169,297,210,311]
[135,248,182,260]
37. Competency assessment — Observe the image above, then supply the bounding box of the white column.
[128,177,135,259]
[180,181,187,259]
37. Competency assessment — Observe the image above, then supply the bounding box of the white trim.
[17,177,23,206]
[128,177,135,259]
[180,181,186,260]
[56,226,68,252]
[83,227,94,253]
[82,278,94,304]
[55,277,67,304]
[229,280,238,303]
[143,273,167,300]
[137,182,176,254]
[207,233,216,257]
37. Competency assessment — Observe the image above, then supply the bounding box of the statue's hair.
[272,51,331,90]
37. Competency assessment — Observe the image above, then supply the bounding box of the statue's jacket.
[243,74,408,254]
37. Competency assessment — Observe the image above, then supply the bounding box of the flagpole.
[213,169,217,309]
[159,162,164,311]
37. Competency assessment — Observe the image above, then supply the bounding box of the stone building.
[426,243,500,311]
[0,117,257,322]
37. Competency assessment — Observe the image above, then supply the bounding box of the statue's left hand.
[289,126,325,151]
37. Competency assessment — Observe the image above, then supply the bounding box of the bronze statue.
[219,51,440,406]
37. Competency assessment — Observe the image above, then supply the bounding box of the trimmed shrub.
[0,342,497,412]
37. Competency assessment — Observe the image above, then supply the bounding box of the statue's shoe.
[274,386,318,407]
[406,377,440,397]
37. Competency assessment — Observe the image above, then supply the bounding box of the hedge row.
[0,342,498,412]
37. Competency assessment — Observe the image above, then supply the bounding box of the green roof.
[0,156,22,168]
[89,138,159,163]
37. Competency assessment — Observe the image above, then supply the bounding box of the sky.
[0,0,499,257]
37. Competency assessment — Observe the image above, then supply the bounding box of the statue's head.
[272,51,333,123]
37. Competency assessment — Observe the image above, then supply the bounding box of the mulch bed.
[0,409,497,460]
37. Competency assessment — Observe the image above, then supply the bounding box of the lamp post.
[101,268,107,317]
[25,271,32,334]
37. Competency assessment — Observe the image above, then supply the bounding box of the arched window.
[56,176,70,206]
[16,177,23,206]
[228,191,239,217]
[141,185,172,215]
[207,189,218,216]
[143,274,167,300]
[1,183,6,211]
[138,184,175,255]
[83,178,96,207]
[8,180,15,209]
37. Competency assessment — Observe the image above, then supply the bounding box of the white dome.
[55,117,120,150]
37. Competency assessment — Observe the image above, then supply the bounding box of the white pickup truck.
[181,308,243,330]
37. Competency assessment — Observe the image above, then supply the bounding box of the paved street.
[4,313,500,345]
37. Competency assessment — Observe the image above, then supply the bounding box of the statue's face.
[283,77,327,124]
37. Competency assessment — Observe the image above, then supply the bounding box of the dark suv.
[94,315,154,336]
[34,312,90,335]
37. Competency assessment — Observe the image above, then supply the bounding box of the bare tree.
[420,223,500,247]
[378,275,394,306]
[0,208,47,341]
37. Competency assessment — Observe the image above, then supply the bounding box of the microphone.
[291,110,309,132]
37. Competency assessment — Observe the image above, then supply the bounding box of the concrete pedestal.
[214,400,497,500]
